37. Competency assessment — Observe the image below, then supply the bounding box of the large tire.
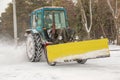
[26,33,44,62]
[77,59,87,64]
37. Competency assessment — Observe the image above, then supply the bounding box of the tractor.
[25,7,110,66]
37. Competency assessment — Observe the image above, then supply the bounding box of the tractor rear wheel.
[26,33,44,62]
[77,59,87,64]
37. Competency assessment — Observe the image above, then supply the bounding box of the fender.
[24,29,39,36]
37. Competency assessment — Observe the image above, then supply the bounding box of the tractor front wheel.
[77,59,87,64]
[26,33,44,62]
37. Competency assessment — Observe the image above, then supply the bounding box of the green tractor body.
[25,7,110,66]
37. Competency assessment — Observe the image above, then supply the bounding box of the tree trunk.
[78,0,92,40]
[114,19,119,45]
[100,24,106,38]
[87,32,90,39]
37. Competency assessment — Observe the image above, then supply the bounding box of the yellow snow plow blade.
[47,38,110,62]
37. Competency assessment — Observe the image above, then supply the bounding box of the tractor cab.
[44,9,67,29]
[30,7,70,42]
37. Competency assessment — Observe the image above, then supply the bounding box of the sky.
[0,0,12,16]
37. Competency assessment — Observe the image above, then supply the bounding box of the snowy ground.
[0,41,120,80]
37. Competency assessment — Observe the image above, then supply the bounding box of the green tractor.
[25,7,110,66]
[25,7,76,66]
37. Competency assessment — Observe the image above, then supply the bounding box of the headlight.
[58,36,62,40]
[75,36,79,40]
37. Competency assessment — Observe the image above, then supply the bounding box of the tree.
[77,0,93,39]
[1,3,13,37]
[92,0,115,40]
[107,0,120,45]
[1,0,50,40]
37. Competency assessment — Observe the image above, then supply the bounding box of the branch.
[115,0,117,15]
[88,0,92,33]
[107,0,115,17]
[116,9,120,18]
[78,0,89,32]
[115,0,120,19]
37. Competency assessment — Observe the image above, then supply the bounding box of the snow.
[55,49,109,62]
[0,40,120,80]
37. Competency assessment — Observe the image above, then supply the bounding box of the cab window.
[37,12,42,27]
[32,14,36,28]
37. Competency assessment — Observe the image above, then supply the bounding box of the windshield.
[44,11,66,29]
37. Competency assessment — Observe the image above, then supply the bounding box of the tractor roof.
[33,6,65,12]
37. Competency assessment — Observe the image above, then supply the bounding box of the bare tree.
[107,0,120,45]
[78,0,92,39]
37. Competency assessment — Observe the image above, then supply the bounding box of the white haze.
[0,37,28,65]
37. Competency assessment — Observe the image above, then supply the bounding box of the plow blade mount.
[47,38,110,63]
